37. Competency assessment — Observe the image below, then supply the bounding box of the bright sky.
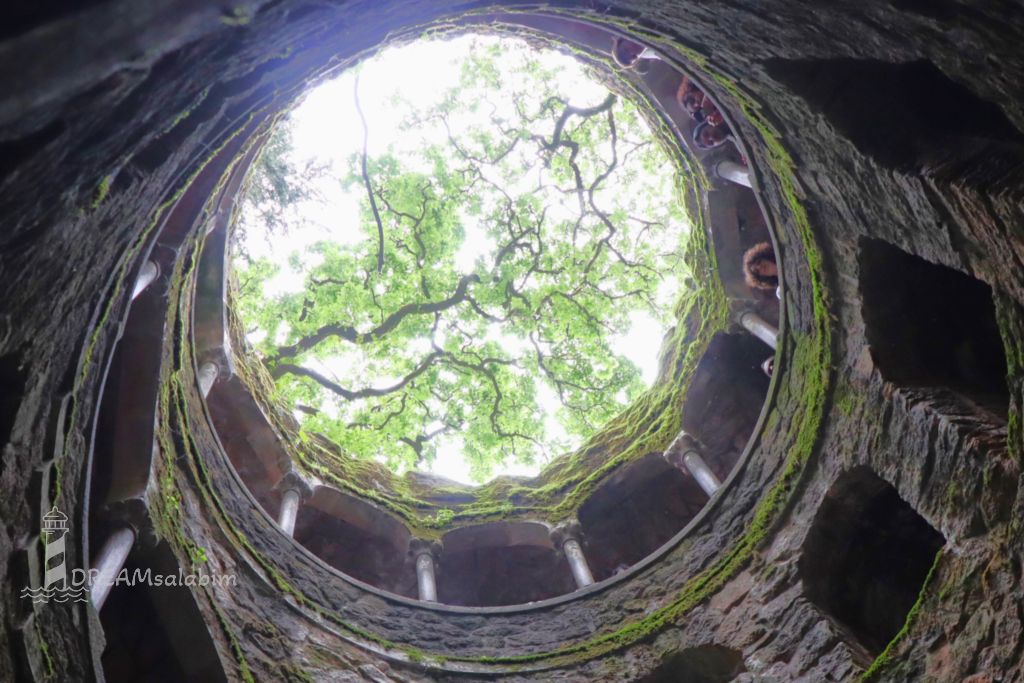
[238,35,687,485]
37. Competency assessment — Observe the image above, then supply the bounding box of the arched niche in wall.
[0,351,27,452]
[799,467,945,657]
[437,521,575,606]
[858,237,1009,420]
[99,542,227,683]
[578,453,706,581]
[635,644,747,682]
[203,372,291,515]
[706,179,776,301]
[294,486,415,595]
[90,281,167,507]
[763,57,1024,171]
[681,332,772,476]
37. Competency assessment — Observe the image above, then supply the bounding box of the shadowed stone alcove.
[799,467,946,657]
[637,644,747,683]
[763,58,1024,171]
[859,237,1010,419]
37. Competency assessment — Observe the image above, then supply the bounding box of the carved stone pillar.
[91,527,136,610]
[131,260,160,300]
[664,431,722,497]
[737,309,778,350]
[551,521,595,589]
[713,159,752,188]
[197,361,220,398]
[90,499,153,610]
[274,472,313,538]
[409,539,442,602]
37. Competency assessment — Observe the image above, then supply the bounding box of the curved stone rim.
[185,12,790,616]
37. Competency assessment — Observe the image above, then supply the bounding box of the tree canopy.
[233,36,690,482]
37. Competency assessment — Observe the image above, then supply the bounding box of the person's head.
[692,121,730,150]
[704,109,725,127]
[681,91,704,117]
[743,241,779,290]
[675,76,695,100]
[611,37,644,68]
[700,97,721,118]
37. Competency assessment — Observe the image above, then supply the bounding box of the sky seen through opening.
[233,35,691,485]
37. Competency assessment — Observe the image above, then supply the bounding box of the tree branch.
[273,350,444,401]
[273,274,480,359]
[354,73,386,274]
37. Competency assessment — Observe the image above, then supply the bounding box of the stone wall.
[1,1,1023,681]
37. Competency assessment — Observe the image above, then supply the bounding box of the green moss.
[936,560,972,603]
[162,86,211,137]
[282,665,316,683]
[35,620,55,679]
[209,599,257,683]
[150,244,216,567]
[158,16,839,671]
[220,7,252,26]
[994,292,1024,464]
[835,383,862,418]
[430,508,455,528]
[860,549,944,682]
[944,479,959,506]
[90,174,113,209]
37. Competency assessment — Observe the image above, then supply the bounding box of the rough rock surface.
[1,1,1023,682]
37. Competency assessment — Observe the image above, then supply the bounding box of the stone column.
[713,159,752,188]
[552,522,595,589]
[737,309,778,350]
[664,431,722,497]
[91,525,137,610]
[197,361,220,398]
[410,540,441,602]
[274,472,312,538]
[131,260,160,300]
[278,489,301,537]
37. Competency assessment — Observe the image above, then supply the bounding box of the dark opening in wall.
[764,57,1024,169]
[859,238,1009,417]
[100,545,226,683]
[636,644,747,682]
[205,379,287,516]
[437,523,576,606]
[799,468,945,656]
[707,183,777,303]
[0,351,27,452]
[578,453,707,580]
[0,120,66,193]
[2,2,111,42]
[889,0,960,22]
[682,333,771,468]
[294,502,415,597]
